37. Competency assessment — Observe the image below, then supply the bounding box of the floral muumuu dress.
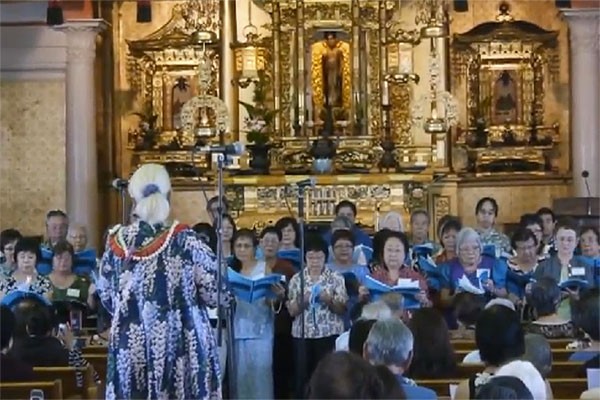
[98,220,232,400]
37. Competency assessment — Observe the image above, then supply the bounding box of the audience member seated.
[0,238,52,301]
[406,308,457,379]
[307,351,403,399]
[450,292,485,340]
[534,221,595,319]
[0,305,34,382]
[526,277,573,338]
[570,289,600,362]
[439,228,508,319]
[454,304,525,399]
[0,229,22,276]
[64,225,97,275]
[378,211,405,232]
[435,217,461,265]
[336,300,392,351]
[492,360,547,400]
[374,365,407,399]
[368,231,431,307]
[287,237,348,397]
[506,228,541,306]
[8,298,98,385]
[473,197,512,254]
[323,200,372,248]
[48,240,96,308]
[364,318,437,399]
[523,333,554,399]
[462,298,516,364]
[473,375,534,400]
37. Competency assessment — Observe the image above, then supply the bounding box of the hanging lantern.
[233,26,266,88]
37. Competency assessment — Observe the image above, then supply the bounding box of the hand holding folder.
[227,268,285,303]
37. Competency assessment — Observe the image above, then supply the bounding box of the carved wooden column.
[220,0,239,139]
[54,19,107,248]
[561,9,600,196]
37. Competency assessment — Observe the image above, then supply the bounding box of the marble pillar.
[54,20,107,248]
[562,9,600,197]
[220,0,239,139]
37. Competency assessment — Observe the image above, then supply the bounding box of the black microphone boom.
[196,142,245,155]
[293,177,316,188]
[111,178,128,190]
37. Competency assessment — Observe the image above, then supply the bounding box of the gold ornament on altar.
[180,48,229,139]
[310,32,352,122]
[233,0,267,88]
[412,0,458,135]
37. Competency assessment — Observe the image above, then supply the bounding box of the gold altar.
[108,0,573,229]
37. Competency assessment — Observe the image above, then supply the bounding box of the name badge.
[570,267,586,277]
[66,288,81,298]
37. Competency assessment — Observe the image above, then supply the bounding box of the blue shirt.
[396,375,437,400]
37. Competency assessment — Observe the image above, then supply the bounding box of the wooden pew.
[454,348,576,363]
[451,338,574,351]
[456,362,586,379]
[32,366,94,399]
[549,378,588,400]
[0,380,63,400]
[81,345,108,355]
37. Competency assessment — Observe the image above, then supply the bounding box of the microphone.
[111,178,128,190]
[196,142,245,155]
[293,177,316,189]
[582,170,591,197]
[582,170,592,216]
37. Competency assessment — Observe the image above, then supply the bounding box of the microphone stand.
[119,187,128,225]
[213,152,236,399]
[297,183,307,395]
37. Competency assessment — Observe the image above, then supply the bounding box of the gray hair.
[331,216,353,231]
[360,301,393,320]
[455,227,482,254]
[365,318,413,367]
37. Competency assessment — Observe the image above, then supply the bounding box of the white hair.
[365,318,413,366]
[485,298,516,311]
[128,164,171,225]
[455,227,482,254]
[495,360,547,400]
[379,212,405,232]
[360,301,393,320]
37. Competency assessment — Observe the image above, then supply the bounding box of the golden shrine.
[112,0,573,231]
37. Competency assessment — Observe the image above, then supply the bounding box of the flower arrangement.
[131,102,160,150]
[239,70,277,145]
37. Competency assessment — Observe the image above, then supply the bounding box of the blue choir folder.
[227,268,284,303]
[412,243,435,258]
[363,275,421,308]
[559,278,590,291]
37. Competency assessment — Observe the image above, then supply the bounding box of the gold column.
[435,36,449,169]
[220,0,239,139]
[272,2,281,134]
